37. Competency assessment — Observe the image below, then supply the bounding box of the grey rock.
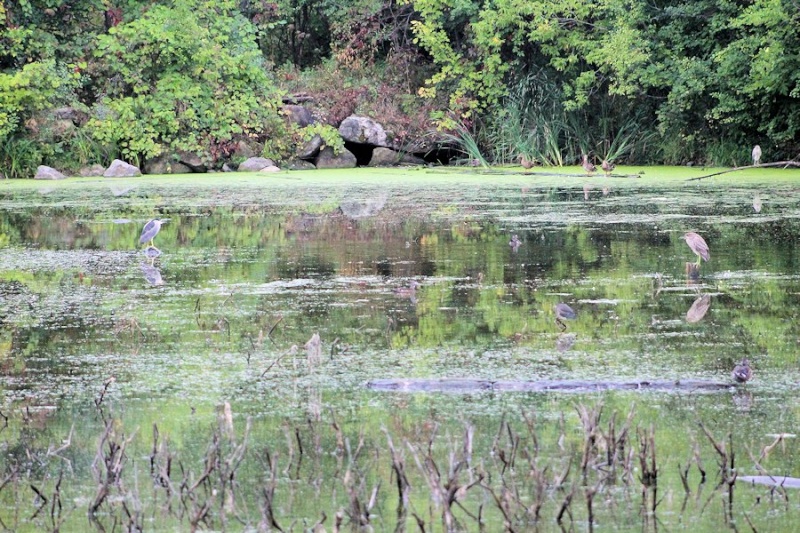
[177,150,207,172]
[315,146,357,169]
[297,134,324,160]
[232,139,263,160]
[103,159,142,178]
[34,165,67,180]
[283,104,314,127]
[339,115,388,147]
[259,165,282,173]
[288,159,316,171]
[368,147,425,167]
[237,157,275,172]
[78,164,106,177]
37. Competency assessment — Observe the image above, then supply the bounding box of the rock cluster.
[28,106,430,178]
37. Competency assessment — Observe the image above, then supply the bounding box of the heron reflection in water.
[140,262,164,285]
[555,303,577,331]
[685,294,711,323]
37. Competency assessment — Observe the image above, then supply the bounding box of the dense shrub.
[87,0,284,166]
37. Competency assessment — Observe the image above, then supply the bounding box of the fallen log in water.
[365,378,732,393]
[739,476,800,489]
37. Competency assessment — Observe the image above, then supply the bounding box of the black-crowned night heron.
[509,234,522,251]
[582,155,596,175]
[732,358,752,383]
[555,302,577,331]
[601,159,615,177]
[683,232,709,266]
[752,145,762,166]
[139,218,165,247]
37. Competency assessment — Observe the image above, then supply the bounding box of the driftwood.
[366,378,732,393]
[739,476,800,489]
[685,160,800,181]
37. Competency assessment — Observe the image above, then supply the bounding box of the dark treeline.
[1,0,798,177]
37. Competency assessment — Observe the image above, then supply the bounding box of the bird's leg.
[556,318,566,331]
[695,254,702,267]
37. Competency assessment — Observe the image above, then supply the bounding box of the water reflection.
[753,193,762,213]
[140,262,164,285]
[2,178,800,529]
[685,294,711,323]
[556,332,576,352]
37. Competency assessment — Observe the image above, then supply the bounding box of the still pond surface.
[0,168,799,531]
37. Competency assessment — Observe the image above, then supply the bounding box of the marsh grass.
[0,136,42,179]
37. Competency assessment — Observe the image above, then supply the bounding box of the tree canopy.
[0,0,798,176]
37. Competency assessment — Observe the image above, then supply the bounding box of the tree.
[88,0,285,165]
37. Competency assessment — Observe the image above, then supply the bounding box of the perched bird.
[139,218,166,247]
[582,155,596,175]
[601,159,615,177]
[752,145,762,166]
[683,232,710,266]
[732,358,752,384]
[554,303,577,331]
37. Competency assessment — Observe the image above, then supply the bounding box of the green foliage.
[0,60,68,142]
[303,123,345,155]
[87,0,284,166]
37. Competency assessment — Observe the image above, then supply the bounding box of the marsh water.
[1,168,800,531]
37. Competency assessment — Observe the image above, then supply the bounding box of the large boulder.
[315,146,357,169]
[339,115,388,147]
[297,134,324,160]
[34,165,67,180]
[176,150,208,172]
[103,159,142,177]
[283,104,314,127]
[368,147,426,167]
[237,157,275,172]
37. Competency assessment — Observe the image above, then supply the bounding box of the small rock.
[103,159,142,178]
[237,157,275,172]
[259,165,281,173]
[78,164,106,177]
[34,165,67,180]
[288,159,316,171]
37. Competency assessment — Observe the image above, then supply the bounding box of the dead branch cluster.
[0,401,796,531]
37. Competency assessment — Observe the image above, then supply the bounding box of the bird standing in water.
[683,232,710,267]
[140,218,166,247]
[554,303,577,331]
[582,155,596,175]
[519,154,534,169]
[601,159,615,177]
[752,145,762,166]
[732,359,752,383]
